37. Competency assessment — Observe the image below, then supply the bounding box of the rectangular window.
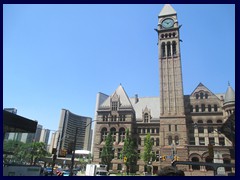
[219,137,225,146]
[189,137,195,145]
[138,128,141,134]
[138,150,141,159]
[156,128,159,133]
[201,104,205,112]
[209,137,215,145]
[199,137,205,145]
[112,101,118,111]
[117,148,122,159]
[152,128,155,133]
[175,125,177,131]
[169,125,171,132]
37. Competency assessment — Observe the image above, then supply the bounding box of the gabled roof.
[190,83,217,97]
[159,4,177,17]
[99,84,133,109]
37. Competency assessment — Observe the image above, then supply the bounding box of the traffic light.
[160,155,166,161]
[208,144,214,158]
[123,156,127,163]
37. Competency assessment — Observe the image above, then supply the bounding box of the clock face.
[162,18,174,28]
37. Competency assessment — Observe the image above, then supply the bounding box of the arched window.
[205,93,208,99]
[172,41,177,55]
[151,138,154,145]
[168,136,173,145]
[119,128,125,142]
[196,94,199,99]
[156,138,159,146]
[214,104,218,112]
[208,105,211,112]
[144,113,149,123]
[101,128,108,142]
[217,120,223,124]
[201,104,205,112]
[110,127,116,142]
[175,136,179,145]
[167,42,171,57]
[200,92,204,99]
[161,43,166,57]
[197,120,204,133]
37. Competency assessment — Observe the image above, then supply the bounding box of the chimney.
[135,94,139,104]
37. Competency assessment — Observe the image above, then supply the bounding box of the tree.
[100,132,114,171]
[121,129,138,175]
[142,133,154,173]
[3,140,51,165]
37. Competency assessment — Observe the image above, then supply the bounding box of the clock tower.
[156,4,188,162]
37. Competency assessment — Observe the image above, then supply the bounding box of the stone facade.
[92,5,235,174]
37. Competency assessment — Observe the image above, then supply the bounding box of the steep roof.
[99,84,133,109]
[159,4,177,16]
[224,85,235,104]
[130,96,160,120]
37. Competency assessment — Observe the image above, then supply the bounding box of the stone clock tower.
[156,4,188,162]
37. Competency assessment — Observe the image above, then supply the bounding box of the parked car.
[44,167,52,176]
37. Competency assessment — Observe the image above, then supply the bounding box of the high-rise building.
[39,128,50,145]
[56,109,92,156]
[92,4,235,174]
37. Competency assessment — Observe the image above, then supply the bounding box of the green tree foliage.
[142,133,154,173]
[100,132,114,171]
[3,140,51,165]
[121,129,138,174]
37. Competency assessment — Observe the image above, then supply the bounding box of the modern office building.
[56,109,92,157]
[92,4,235,174]
[39,128,50,145]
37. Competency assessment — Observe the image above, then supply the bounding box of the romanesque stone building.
[92,4,235,174]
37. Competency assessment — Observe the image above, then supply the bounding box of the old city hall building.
[92,4,235,174]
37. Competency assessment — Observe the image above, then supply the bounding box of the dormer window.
[112,101,118,111]
[144,113,149,123]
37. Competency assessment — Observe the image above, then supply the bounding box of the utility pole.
[70,127,78,176]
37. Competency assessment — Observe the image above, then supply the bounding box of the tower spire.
[159,4,177,17]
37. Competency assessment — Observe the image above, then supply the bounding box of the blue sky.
[3,4,235,135]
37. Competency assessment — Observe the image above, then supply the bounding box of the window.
[195,105,199,112]
[196,94,199,99]
[151,128,155,133]
[214,104,218,112]
[169,124,171,131]
[138,137,141,145]
[199,137,205,145]
[209,137,215,145]
[117,164,122,170]
[190,105,193,112]
[161,43,166,57]
[172,41,177,55]
[119,128,125,142]
[168,136,173,145]
[151,138,154,145]
[99,148,103,158]
[219,137,225,146]
[200,92,204,99]
[101,128,108,142]
[205,94,208,99]
[138,128,141,134]
[175,125,177,131]
[112,101,118,111]
[208,127,214,133]
[142,128,145,134]
[144,113,149,123]
[156,128,159,133]
[201,104,205,112]
[198,127,204,133]
[208,105,211,112]
[175,136,179,145]
[167,42,171,57]
[189,137,195,145]
[138,150,141,159]
[217,120,222,124]
[156,138,159,146]
[110,128,116,142]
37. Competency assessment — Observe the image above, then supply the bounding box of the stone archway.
[191,157,200,170]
